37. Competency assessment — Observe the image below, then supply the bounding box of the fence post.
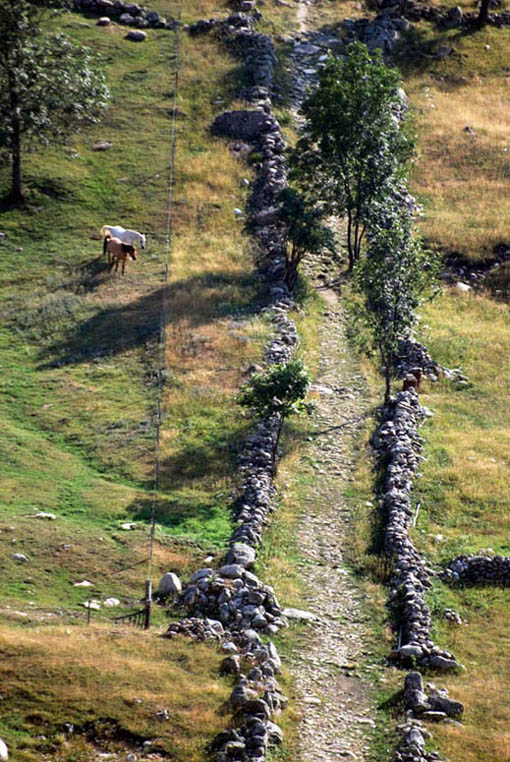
[144,579,152,630]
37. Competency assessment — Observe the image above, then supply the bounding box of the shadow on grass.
[127,493,231,543]
[391,24,480,79]
[39,270,262,368]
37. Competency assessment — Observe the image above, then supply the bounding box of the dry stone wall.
[444,555,510,585]
[374,390,459,671]
[162,10,296,762]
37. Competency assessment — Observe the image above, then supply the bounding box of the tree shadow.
[38,270,262,369]
[390,24,479,80]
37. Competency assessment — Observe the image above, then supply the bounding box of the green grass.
[0,3,270,758]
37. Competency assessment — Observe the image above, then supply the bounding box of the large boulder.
[157,572,182,597]
[211,110,273,141]
[225,542,256,569]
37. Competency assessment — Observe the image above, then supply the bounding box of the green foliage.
[0,0,109,203]
[290,42,414,270]
[278,187,335,290]
[237,358,314,420]
[354,193,439,400]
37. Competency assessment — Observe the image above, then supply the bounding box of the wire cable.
[145,5,183,611]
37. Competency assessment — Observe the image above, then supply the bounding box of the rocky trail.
[285,6,380,759]
[289,264,378,761]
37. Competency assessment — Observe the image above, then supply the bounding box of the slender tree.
[237,359,314,475]
[290,43,414,272]
[354,194,438,402]
[278,187,335,291]
[0,0,109,204]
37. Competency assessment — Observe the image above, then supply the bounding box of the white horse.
[101,225,146,250]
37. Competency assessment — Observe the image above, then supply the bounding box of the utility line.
[144,5,183,628]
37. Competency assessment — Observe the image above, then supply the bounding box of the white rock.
[32,512,57,520]
[11,553,29,563]
[0,738,8,761]
[158,572,182,596]
[125,29,147,41]
[104,598,120,607]
[120,522,137,530]
[282,607,317,622]
[455,281,471,292]
[82,600,101,610]
[233,208,244,217]
[303,695,321,705]
[74,580,93,587]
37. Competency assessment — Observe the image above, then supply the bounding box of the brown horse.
[103,234,137,275]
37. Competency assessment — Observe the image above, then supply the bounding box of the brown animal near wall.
[402,373,419,392]
[103,234,138,275]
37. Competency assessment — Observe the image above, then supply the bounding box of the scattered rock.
[91,140,113,151]
[12,553,29,563]
[125,29,147,41]
[282,607,316,622]
[104,597,120,607]
[157,571,182,597]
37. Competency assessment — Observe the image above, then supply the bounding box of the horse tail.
[103,233,111,257]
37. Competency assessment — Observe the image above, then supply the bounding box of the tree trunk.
[384,363,391,404]
[477,0,490,25]
[346,211,354,273]
[8,71,24,205]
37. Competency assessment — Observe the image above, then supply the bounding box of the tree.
[354,193,438,402]
[290,42,414,272]
[0,0,110,205]
[237,358,314,474]
[278,187,335,291]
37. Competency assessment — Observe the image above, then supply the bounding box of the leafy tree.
[354,194,438,402]
[0,0,110,205]
[278,187,335,290]
[237,358,314,474]
[290,42,414,272]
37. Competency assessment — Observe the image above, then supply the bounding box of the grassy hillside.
[0,1,268,758]
[1,0,509,761]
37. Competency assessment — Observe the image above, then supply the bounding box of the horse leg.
[121,256,126,275]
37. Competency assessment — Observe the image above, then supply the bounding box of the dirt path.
[289,278,377,761]
[284,6,378,758]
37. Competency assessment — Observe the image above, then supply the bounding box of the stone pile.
[72,0,177,28]
[165,617,225,642]
[443,554,510,585]
[396,337,468,385]
[344,14,410,56]
[393,721,442,762]
[179,565,287,635]
[374,390,458,670]
[404,671,464,721]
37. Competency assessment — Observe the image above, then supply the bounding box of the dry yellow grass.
[410,78,510,256]
[0,623,229,761]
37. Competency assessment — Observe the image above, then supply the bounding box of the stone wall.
[444,555,510,585]
[72,0,178,28]
[164,9,295,762]
[374,390,459,671]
